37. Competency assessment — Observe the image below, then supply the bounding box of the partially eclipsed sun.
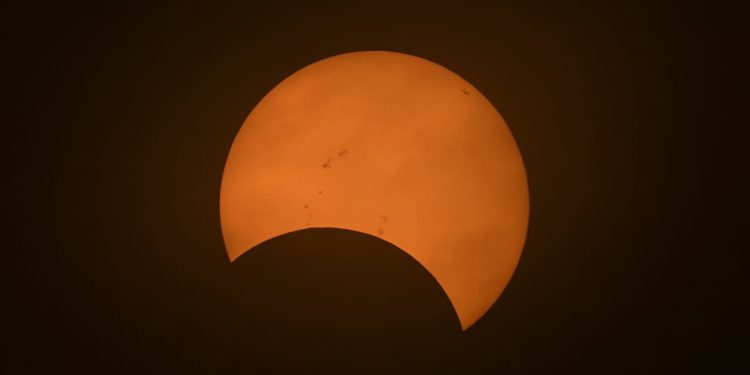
[220,51,529,330]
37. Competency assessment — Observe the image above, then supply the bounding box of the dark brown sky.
[4,1,746,373]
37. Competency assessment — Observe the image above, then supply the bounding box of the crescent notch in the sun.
[220,51,529,330]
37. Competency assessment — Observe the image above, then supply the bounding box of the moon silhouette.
[220,51,529,329]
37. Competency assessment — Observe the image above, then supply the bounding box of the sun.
[220,51,529,330]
